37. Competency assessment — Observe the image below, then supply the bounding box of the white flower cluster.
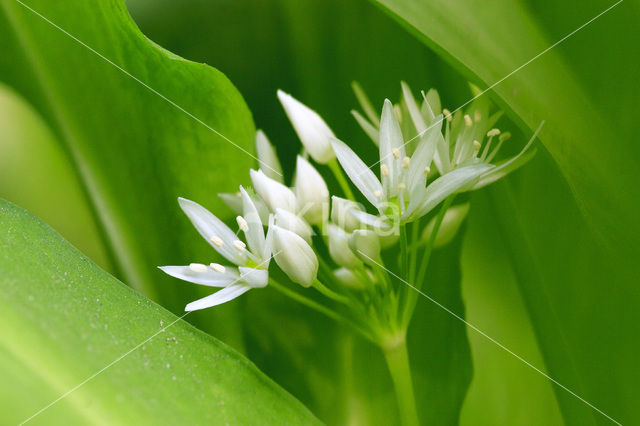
[160,82,539,311]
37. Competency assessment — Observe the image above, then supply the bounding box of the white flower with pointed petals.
[332,98,449,222]
[159,192,273,311]
[272,225,318,287]
[278,90,336,164]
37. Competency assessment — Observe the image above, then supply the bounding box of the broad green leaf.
[367,0,640,424]
[0,0,256,346]
[0,199,318,425]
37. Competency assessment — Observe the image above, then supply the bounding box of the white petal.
[272,225,318,287]
[379,99,406,198]
[351,110,379,145]
[401,81,426,133]
[294,156,329,225]
[218,192,243,215]
[159,265,239,287]
[421,203,470,248]
[331,139,383,209]
[178,198,247,265]
[349,208,392,231]
[275,208,313,244]
[185,283,251,311]
[404,164,494,221]
[238,266,269,288]
[406,115,442,193]
[331,196,364,232]
[262,214,275,260]
[328,224,361,268]
[239,186,266,257]
[277,90,335,164]
[250,169,297,213]
[423,88,441,118]
[256,130,283,182]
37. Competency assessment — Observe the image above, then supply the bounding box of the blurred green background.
[1,0,637,424]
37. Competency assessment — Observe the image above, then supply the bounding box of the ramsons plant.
[160,82,541,425]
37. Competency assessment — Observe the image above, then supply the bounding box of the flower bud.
[250,169,297,213]
[331,196,363,232]
[277,90,336,164]
[422,203,470,248]
[275,208,313,244]
[349,229,381,266]
[327,224,361,268]
[294,156,329,225]
[272,225,318,287]
[255,130,283,182]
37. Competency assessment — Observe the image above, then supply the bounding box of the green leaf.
[0,199,318,425]
[0,0,256,346]
[366,0,640,424]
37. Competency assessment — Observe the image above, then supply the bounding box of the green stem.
[328,158,356,200]
[313,279,349,304]
[402,196,454,326]
[382,335,419,426]
[399,224,408,279]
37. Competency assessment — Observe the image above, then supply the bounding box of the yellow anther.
[424,166,431,174]
[236,216,249,232]
[487,128,501,137]
[233,240,246,251]
[464,114,472,127]
[397,183,406,190]
[374,190,382,198]
[473,140,482,150]
[210,236,224,247]
[189,263,208,273]
[474,110,482,122]
[209,263,226,273]
[381,164,390,177]
[392,148,400,159]
[499,132,511,142]
[443,108,452,122]
[402,156,411,169]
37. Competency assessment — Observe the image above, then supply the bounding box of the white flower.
[333,98,471,222]
[278,90,336,164]
[159,191,272,311]
[255,130,283,183]
[272,225,318,287]
[250,169,297,213]
[294,156,329,225]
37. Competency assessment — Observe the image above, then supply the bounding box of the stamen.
[464,114,472,127]
[392,148,400,159]
[374,190,382,198]
[443,108,452,122]
[189,263,207,273]
[236,216,249,232]
[473,140,482,150]
[499,132,511,142]
[235,192,241,197]
[402,156,411,169]
[424,166,431,174]
[381,164,390,176]
[210,236,224,247]
[209,263,226,273]
[474,110,481,122]
[233,240,246,251]
[487,128,501,137]
[397,183,406,190]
